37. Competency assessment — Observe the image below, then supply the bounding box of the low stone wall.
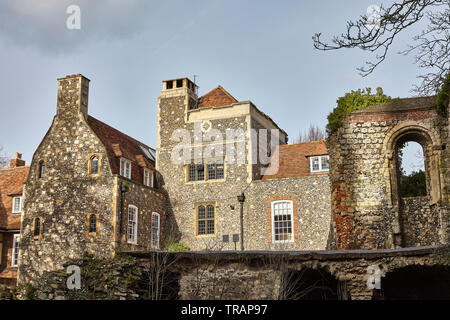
[7,246,449,300]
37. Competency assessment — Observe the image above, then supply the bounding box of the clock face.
[201,120,212,133]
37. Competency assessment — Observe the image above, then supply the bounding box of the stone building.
[156,78,331,251]
[328,96,450,250]
[0,153,29,286]
[17,74,166,284]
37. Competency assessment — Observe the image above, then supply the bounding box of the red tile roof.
[262,140,328,180]
[87,116,155,183]
[0,166,29,229]
[198,86,238,108]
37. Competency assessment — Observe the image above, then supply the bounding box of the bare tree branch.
[295,124,327,143]
[0,145,9,168]
[313,0,450,95]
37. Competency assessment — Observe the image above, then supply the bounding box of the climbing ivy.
[435,73,450,116]
[327,87,391,134]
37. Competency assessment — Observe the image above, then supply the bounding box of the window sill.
[186,179,226,185]
[196,233,216,238]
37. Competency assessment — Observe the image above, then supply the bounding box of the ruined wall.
[328,98,449,249]
[18,76,116,284]
[400,196,440,247]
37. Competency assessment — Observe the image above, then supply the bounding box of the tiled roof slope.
[0,166,29,229]
[262,140,328,180]
[87,116,155,183]
[198,86,238,108]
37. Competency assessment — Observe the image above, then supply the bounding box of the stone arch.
[279,267,346,300]
[382,122,442,247]
[376,264,450,299]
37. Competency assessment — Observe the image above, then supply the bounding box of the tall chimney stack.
[56,74,90,119]
[10,152,25,168]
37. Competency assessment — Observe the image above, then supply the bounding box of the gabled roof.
[262,140,328,180]
[198,85,238,108]
[87,116,155,181]
[0,166,30,229]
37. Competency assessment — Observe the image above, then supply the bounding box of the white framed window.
[310,155,329,173]
[151,212,160,249]
[12,234,20,267]
[143,169,152,187]
[120,158,132,179]
[151,172,155,188]
[271,200,294,243]
[127,205,138,244]
[12,196,22,214]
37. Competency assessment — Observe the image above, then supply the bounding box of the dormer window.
[12,196,22,214]
[120,158,131,179]
[143,169,152,187]
[310,155,329,173]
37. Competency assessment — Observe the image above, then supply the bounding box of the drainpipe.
[237,192,245,251]
[119,181,129,236]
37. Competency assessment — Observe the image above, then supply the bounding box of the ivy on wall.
[327,88,392,134]
[435,73,450,116]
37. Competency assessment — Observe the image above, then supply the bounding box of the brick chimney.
[10,152,25,168]
[56,74,90,119]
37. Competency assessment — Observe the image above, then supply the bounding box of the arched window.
[89,214,97,233]
[38,162,45,178]
[90,156,99,175]
[33,218,41,237]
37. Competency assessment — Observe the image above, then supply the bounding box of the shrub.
[167,242,190,252]
[435,73,450,116]
[327,87,391,134]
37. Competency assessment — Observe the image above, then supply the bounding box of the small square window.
[12,196,22,214]
[310,155,329,173]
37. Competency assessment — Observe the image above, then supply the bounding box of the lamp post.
[237,192,245,251]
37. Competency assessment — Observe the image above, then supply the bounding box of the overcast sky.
[0,0,427,173]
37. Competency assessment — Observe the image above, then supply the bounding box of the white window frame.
[271,200,294,244]
[12,196,22,214]
[127,205,138,244]
[143,169,152,187]
[151,212,160,249]
[151,171,155,188]
[309,155,329,173]
[120,158,132,179]
[12,234,20,267]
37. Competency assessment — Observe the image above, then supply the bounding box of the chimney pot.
[10,152,25,168]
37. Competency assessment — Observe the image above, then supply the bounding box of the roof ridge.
[216,85,238,103]
[0,165,31,171]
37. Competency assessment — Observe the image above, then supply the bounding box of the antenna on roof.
[193,75,199,95]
